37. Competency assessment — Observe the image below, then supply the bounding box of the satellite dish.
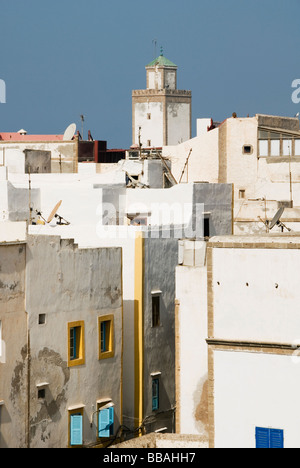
[63,123,76,141]
[269,207,285,230]
[47,201,62,223]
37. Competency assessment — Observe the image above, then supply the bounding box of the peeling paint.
[29,348,70,445]
[105,285,121,304]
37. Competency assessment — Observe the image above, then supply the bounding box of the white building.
[207,234,300,448]
[163,114,300,234]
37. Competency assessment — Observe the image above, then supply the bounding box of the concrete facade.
[207,235,300,448]
[0,235,123,448]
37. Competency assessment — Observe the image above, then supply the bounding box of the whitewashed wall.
[176,264,208,436]
[213,247,300,344]
[214,350,300,448]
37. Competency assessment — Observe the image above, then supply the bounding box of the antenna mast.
[28,167,32,225]
[152,39,157,59]
[80,114,85,141]
[289,142,293,207]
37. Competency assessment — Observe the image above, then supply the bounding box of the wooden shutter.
[70,414,83,446]
[256,427,284,449]
[270,429,284,449]
[99,408,110,438]
[256,427,269,448]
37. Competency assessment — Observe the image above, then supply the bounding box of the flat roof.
[209,233,300,246]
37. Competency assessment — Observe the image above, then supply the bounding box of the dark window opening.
[38,314,46,325]
[38,389,46,399]
[152,296,160,327]
[204,217,210,238]
[243,145,253,155]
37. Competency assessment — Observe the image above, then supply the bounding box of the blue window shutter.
[270,429,284,449]
[70,414,83,446]
[99,409,110,438]
[109,406,114,435]
[152,379,159,411]
[256,427,270,448]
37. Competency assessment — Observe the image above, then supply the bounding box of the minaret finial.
[160,46,163,56]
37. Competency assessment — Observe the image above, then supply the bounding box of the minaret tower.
[132,49,191,148]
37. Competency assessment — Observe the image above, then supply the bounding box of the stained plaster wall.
[143,232,179,433]
[0,181,40,223]
[0,141,77,174]
[0,243,27,448]
[25,235,123,448]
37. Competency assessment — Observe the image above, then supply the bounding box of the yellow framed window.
[98,315,114,360]
[68,321,85,367]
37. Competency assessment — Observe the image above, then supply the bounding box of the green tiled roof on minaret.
[146,48,177,68]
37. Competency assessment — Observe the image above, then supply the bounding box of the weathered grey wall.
[143,231,178,433]
[192,183,233,237]
[24,150,51,174]
[0,243,27,448]
[25,235,123,448]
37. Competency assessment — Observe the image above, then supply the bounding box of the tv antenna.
[259,207,291,233]
[80,115,85,141]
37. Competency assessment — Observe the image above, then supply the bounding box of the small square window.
[147,140,151,147]
[243,145,253,155]
[239,189,246,199]
[38,389,45,399]
[147,113,151,120]
[39,314,46,325]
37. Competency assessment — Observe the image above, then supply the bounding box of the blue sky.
[1,0,300,147]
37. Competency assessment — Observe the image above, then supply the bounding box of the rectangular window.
[255,427,284,449]
[239,189,246,199]
[98,316,114,360]
[69,410,83,447]
[204,217,210,237]
[147,113,151,120]
[38,314,46,325]
[68,321,85,367]
[295,139,300,155]
[270,140,280,157]
[152,296,160,327]
[283,140,293,157]
[152,378,159,411]
[98,406,114,438]
[38,389,46,400]
[259,140,269,157]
